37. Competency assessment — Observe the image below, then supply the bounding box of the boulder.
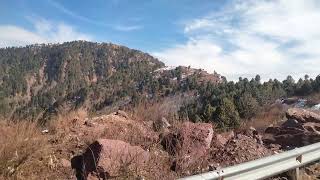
[264,124,320,148]
[71,139,150,179]
[286,108,320,123]
[161,122,213,173]
[263,108,320,148]
[264,127,306,148]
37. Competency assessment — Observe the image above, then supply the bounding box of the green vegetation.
[0,41,211,122]
[179,75,320,129]
[0,41,168,121]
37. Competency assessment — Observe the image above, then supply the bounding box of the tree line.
[178,74,320,129]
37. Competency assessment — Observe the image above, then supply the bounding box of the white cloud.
[0,18,92,48]
[184,19,216,33]
[0,25,46,47]
[114,25,143,31]
[154,0,320,81]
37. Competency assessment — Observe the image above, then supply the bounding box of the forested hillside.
[1,41,319,127]
[0,41,220,122]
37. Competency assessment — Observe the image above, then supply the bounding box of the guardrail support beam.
[287,167,300,180]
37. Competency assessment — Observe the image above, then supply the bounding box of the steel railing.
[180,142,320,180]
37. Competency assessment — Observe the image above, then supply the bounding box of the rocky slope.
[29,112,275,179]
[2,106,320,179]
[70,108,320,179]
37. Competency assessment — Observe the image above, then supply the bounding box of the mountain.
[0,41,221,122]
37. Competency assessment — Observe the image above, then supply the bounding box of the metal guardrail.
[180,142,320,180]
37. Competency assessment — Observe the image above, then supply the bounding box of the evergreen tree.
[282,75,295,96]
[214,97,240,129]
[202,103,216,122]
[235,93,259,119]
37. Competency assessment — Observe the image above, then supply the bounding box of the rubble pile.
[208,129,273,168]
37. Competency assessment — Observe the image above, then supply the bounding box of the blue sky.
[0,0,225,51]
[1,0,320,81]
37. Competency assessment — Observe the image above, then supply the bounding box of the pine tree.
[215,97,240,129]
[235,93,259,119]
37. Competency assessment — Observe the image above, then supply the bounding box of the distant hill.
[0,41,221,122]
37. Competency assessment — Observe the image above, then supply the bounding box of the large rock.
[286,108,320,123]
[69,113,158,149]
[71,139,150,179]
[264,126,310,148]
[161,122,213,173]
[264,108,320,149]
[263,123,320,149]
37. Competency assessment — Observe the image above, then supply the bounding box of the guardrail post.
[287,168,300,180]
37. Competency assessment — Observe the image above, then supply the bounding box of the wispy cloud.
[47,0,143,31]
[114,25,143,31]
[47,0,109,27]
[154,0,320,81]
[0,17,92,48]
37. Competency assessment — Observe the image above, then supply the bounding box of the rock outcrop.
[286,108,320,123]
[264,108,320,149]
[68,113,159,149]
[72,139,150,179]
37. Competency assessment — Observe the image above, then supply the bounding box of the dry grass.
[241,103,287,132]
[306,92,320,105]
[130,100,180,129]
[131,101,170,122]
[0,109,89,180]
[50,108,88,130]
[0,120,46,179]
[0,107,178,180]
